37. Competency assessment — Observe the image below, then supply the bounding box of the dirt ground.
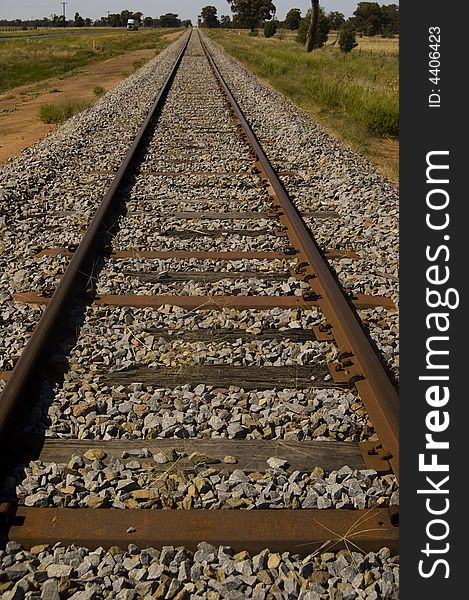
[0,47,164,165]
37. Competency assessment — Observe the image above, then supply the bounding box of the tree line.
[0,10,192,29]
[2,2,398,56]
[200,2,398,53]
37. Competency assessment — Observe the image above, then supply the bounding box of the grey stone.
[234,560,252,577]
[116,479,138,493]
[194,542,216,563]
[266,457,288,469]
[299,592,321,600]
[5,541,23,555]
[227,423,245,438]
[317,496,332,509]
[190,563,203,580]
[342,589,357,600]
[222,575,244,591]
[147,563,165,580]
[114,591,138,600]
[3,588,25,600]
[40,579,60,600]
[67,592,99,600]
[129,567,147,581]
[153,451,169,464]
[123,558,137,571]
[178,560,192,582]
[24,492,49,507]
[166,578,183,598]
[46,564,73,578]
[160,546,176,566]
[378,547,391,561]
[252,549,269,571]
[5,565,31,581]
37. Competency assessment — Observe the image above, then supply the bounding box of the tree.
[284,8,301,30]
[107,13,121,27]
[297,5,329,50]
[381,4,399,36]
[220,15,232,28]
[304,0,319,52]
[201,6,220,28]
[74,12,84,27]
[120,10,133,26]
[159,13,181,27]
[353,2,383,36]
[328,11,345,30]
[339,22,358,53]
[263,19,277,37]
[227,0,276,32]
[144,16,153,27]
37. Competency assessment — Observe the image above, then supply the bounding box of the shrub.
[360,99,399,136]
[39,99,92,124]
[132,58,146,71]
[263,21,278,39]
[339,27,358,54]
[93,85,105,96]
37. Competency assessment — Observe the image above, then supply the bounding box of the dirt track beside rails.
[0,48,161,165]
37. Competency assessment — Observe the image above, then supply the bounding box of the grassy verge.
[208,30,398,182]
[0,27,113,38]
[39,99,94,123]
[0,28,183,93]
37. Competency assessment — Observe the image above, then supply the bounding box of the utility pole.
[61,2,67,26]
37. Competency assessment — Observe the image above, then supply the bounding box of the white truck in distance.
[127,19,139,30]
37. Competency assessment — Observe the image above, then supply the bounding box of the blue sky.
[0,1,398,23]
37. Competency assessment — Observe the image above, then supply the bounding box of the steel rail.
[199,32,400,480]
[0,32,400,556]
[0,32,191,458]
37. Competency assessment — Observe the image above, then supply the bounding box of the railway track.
[0,31,399,598]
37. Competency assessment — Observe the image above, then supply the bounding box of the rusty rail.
[199,32,399,479]
[0,31,399,555]
[0,33,191,458]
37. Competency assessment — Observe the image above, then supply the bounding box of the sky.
[0,1,399,24]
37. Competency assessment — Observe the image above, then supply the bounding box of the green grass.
[207,30,398,179]
[132,58,147,71]
[93,85,106,96]
[0,28,183,93]
[38,99,93,123]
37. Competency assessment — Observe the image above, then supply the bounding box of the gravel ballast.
[0,31,399,598]
[0,541,399,599]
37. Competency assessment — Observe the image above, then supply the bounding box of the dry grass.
[352,34,399,55]
[208,30,398,182]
